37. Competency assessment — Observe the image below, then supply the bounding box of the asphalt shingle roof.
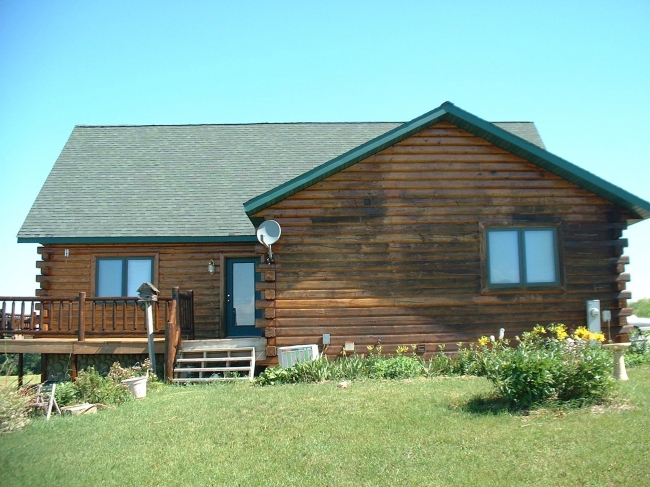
[18,120,546,242]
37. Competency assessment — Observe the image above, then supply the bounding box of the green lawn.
[2,368,650,487]
[1,375,41,389]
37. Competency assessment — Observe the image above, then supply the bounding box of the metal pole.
[144,302,157,374]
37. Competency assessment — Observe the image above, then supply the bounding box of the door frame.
[219,254,262,338]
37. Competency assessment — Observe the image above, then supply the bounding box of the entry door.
[225,258,262,337]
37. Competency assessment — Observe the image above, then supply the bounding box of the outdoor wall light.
[208,259,216,275]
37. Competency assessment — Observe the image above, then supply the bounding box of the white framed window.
[96,257,154,297]
[485,227,560,288]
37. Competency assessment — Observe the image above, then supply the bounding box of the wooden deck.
[2,288,196,383]
[1,337,166,355]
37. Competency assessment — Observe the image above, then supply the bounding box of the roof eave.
[17,235,258,245]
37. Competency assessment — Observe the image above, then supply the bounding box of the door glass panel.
[488,230,520,284]
[524,230,556,283]
[127,259,153,296]
[232,262,255,327]
[97,259,123,297]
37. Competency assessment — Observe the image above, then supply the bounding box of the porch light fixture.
[208,259,216,275]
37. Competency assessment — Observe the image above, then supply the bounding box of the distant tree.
[0,353,41,375]
[630,298,650,318]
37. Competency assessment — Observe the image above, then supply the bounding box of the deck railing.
[1,293,183,340]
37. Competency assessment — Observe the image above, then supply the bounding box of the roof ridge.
[74,121,405,128]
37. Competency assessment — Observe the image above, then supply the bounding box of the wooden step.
[173,366,253,373]
[173,376,251,383]
[172,345,256,383]
[176,357,253,363]
[181,337,266,355]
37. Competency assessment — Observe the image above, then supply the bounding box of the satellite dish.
[256,220,282,247]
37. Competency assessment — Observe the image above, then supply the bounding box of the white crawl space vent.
[278,344,319,368]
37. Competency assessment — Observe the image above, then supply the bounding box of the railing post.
[165,287,180,382]
[78,292,86,341]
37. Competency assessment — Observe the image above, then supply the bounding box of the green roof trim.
[244,101,650,221]
[17,236,258,245]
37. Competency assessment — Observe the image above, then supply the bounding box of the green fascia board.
[441,103,650,221]
[244,101,650,221]
[17,235,258,244]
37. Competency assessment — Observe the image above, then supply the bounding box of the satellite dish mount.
[256,220,282,264]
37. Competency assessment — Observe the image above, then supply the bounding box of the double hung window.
[96,257,154,297]
[486,227,560,288]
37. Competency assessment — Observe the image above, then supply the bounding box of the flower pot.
[122,376,148,398]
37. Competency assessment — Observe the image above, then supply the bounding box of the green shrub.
[627,329,650,367]
[257,346,425,385]
[53,360,157,407]
[53,381,77,407]
[555,342,615,404]
[481,325,615,409]
[73,366,131,406]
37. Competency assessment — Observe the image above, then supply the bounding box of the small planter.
[122,376,148,398]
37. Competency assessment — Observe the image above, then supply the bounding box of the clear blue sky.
[1,1,649,299]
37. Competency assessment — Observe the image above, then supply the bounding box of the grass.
[1,375,41,389]
[2,369,650,487]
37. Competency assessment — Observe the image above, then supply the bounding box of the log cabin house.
[5,101,650,382]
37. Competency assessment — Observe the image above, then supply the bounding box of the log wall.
[35,243,257,339]
[255,121,633,358]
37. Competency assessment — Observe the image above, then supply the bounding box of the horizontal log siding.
[35,243,257,339]
[255,122,632,357]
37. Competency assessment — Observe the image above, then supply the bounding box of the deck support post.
[70,355,78,381]
[17,353,24,387]
[41,354,48,383]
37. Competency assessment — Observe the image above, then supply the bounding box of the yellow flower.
[532,325,547,335]
[590,332,606,342]
[572,327,606,342]
[478,336,491,347]
[548,323,568,340]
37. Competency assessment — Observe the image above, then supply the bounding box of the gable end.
[244,102,650,222]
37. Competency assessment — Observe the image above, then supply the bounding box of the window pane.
[127,259,153,297]
[97,259,123,297]
[488,231,520,284]
[524,230,556,283]
[232,262,255,327]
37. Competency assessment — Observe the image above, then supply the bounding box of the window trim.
[92,254,159,297]
[480,223,564,293]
